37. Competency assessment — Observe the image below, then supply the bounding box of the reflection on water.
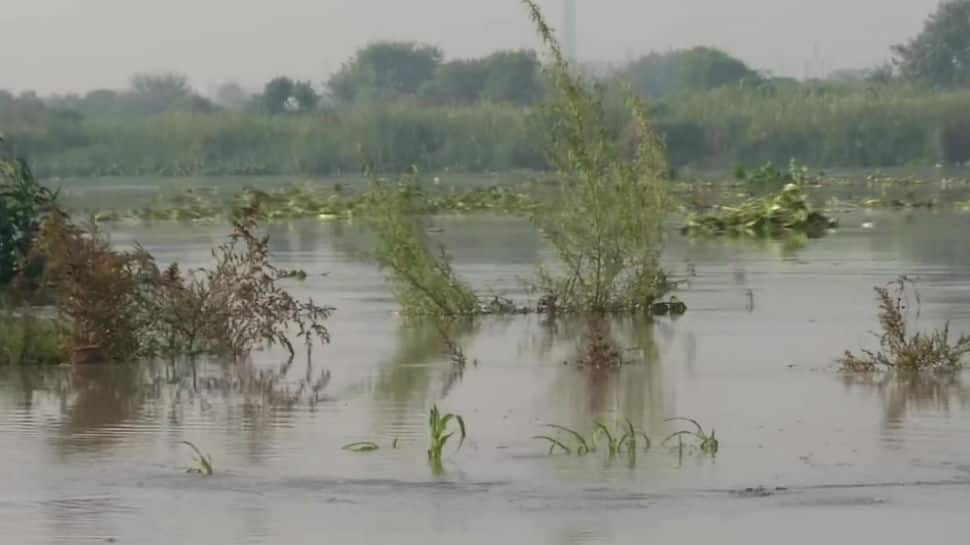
[843,371,970,425]
[3,209,970,544]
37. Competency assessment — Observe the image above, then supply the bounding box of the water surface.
[3,209,970,544]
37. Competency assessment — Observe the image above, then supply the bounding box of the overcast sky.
[0,0,941,96]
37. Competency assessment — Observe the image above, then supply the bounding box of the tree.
[129,72,193,114]
[260,77,319,114]
[625,47,760,98]
[678,47,761,91]
[480,50,543,105]
[419,59,488,104]
[328,41,443,102]
[893,0,970,87]
[214,81,250,110]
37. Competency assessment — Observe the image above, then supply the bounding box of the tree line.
[2,0,970,174]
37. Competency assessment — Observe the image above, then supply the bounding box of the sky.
[0,0,943,96]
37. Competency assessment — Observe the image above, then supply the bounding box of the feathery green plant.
[364,172,480,317]
[522,0,670,312]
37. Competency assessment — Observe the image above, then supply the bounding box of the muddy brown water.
[4,209,970,544]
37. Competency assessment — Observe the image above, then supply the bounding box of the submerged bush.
[841,277,970,373]
[30,207,333,363]
[524,0,670,312]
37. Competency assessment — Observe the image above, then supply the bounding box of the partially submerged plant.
[663,417,719,457]
[524,0,671,312]
[181,440,214,476]
[841,277,970,373]
[427,404,466,463]
[144,211,334,363]
[342,441,380,452]
[30,207,333,365]
[594,419,652,458]
[364,173,480,317]
[534,419,650,459]
[30,210,156,360]
[534,424,594,455]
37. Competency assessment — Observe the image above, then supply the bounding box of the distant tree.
[290,81,320,112]
[328,42,443,102]
[129,72,193,114]
[419,59,488,104]
[625,47,760,98]
[480,50,543,105]
[678,47,761,91]
[214,81,250,110]
[625,51,684,98]
[260,77,319,114]
[892,0,970,87]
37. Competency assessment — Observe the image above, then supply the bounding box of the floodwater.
[3,208,970,544]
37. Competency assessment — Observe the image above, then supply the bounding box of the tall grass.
[17,84,970,178]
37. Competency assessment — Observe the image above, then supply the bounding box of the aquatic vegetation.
[30,210,156,361]
[533,419,651,460]
[735,159,813,192]
[595,419,652,458]
[681,183,836,239]
[841,277,970,373]
[524,0,671,312]
[0,156,58,286]
[364,174,481,317]
[427,405,466,463]
[0,305,64,366]
[181,440,214,476]
[534,424,594,455]
[342,441,380,452]
[98,182,541,224]
[663,417,719,457]
[143,212,334,362]
[30,208,333,364]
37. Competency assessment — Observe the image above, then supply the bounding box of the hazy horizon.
[1,0,942,96]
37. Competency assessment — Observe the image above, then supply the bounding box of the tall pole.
[564,0,577,64]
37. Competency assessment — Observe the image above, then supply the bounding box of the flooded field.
[3,209,970,544]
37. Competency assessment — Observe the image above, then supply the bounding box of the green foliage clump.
[0,306,64,366]
[364,174,480,317]
[1,157,57,286]
[682,183,835,238]
[524,0,670,312]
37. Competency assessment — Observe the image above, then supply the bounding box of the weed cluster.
[30,208,332,363]
[841,277,970,372]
